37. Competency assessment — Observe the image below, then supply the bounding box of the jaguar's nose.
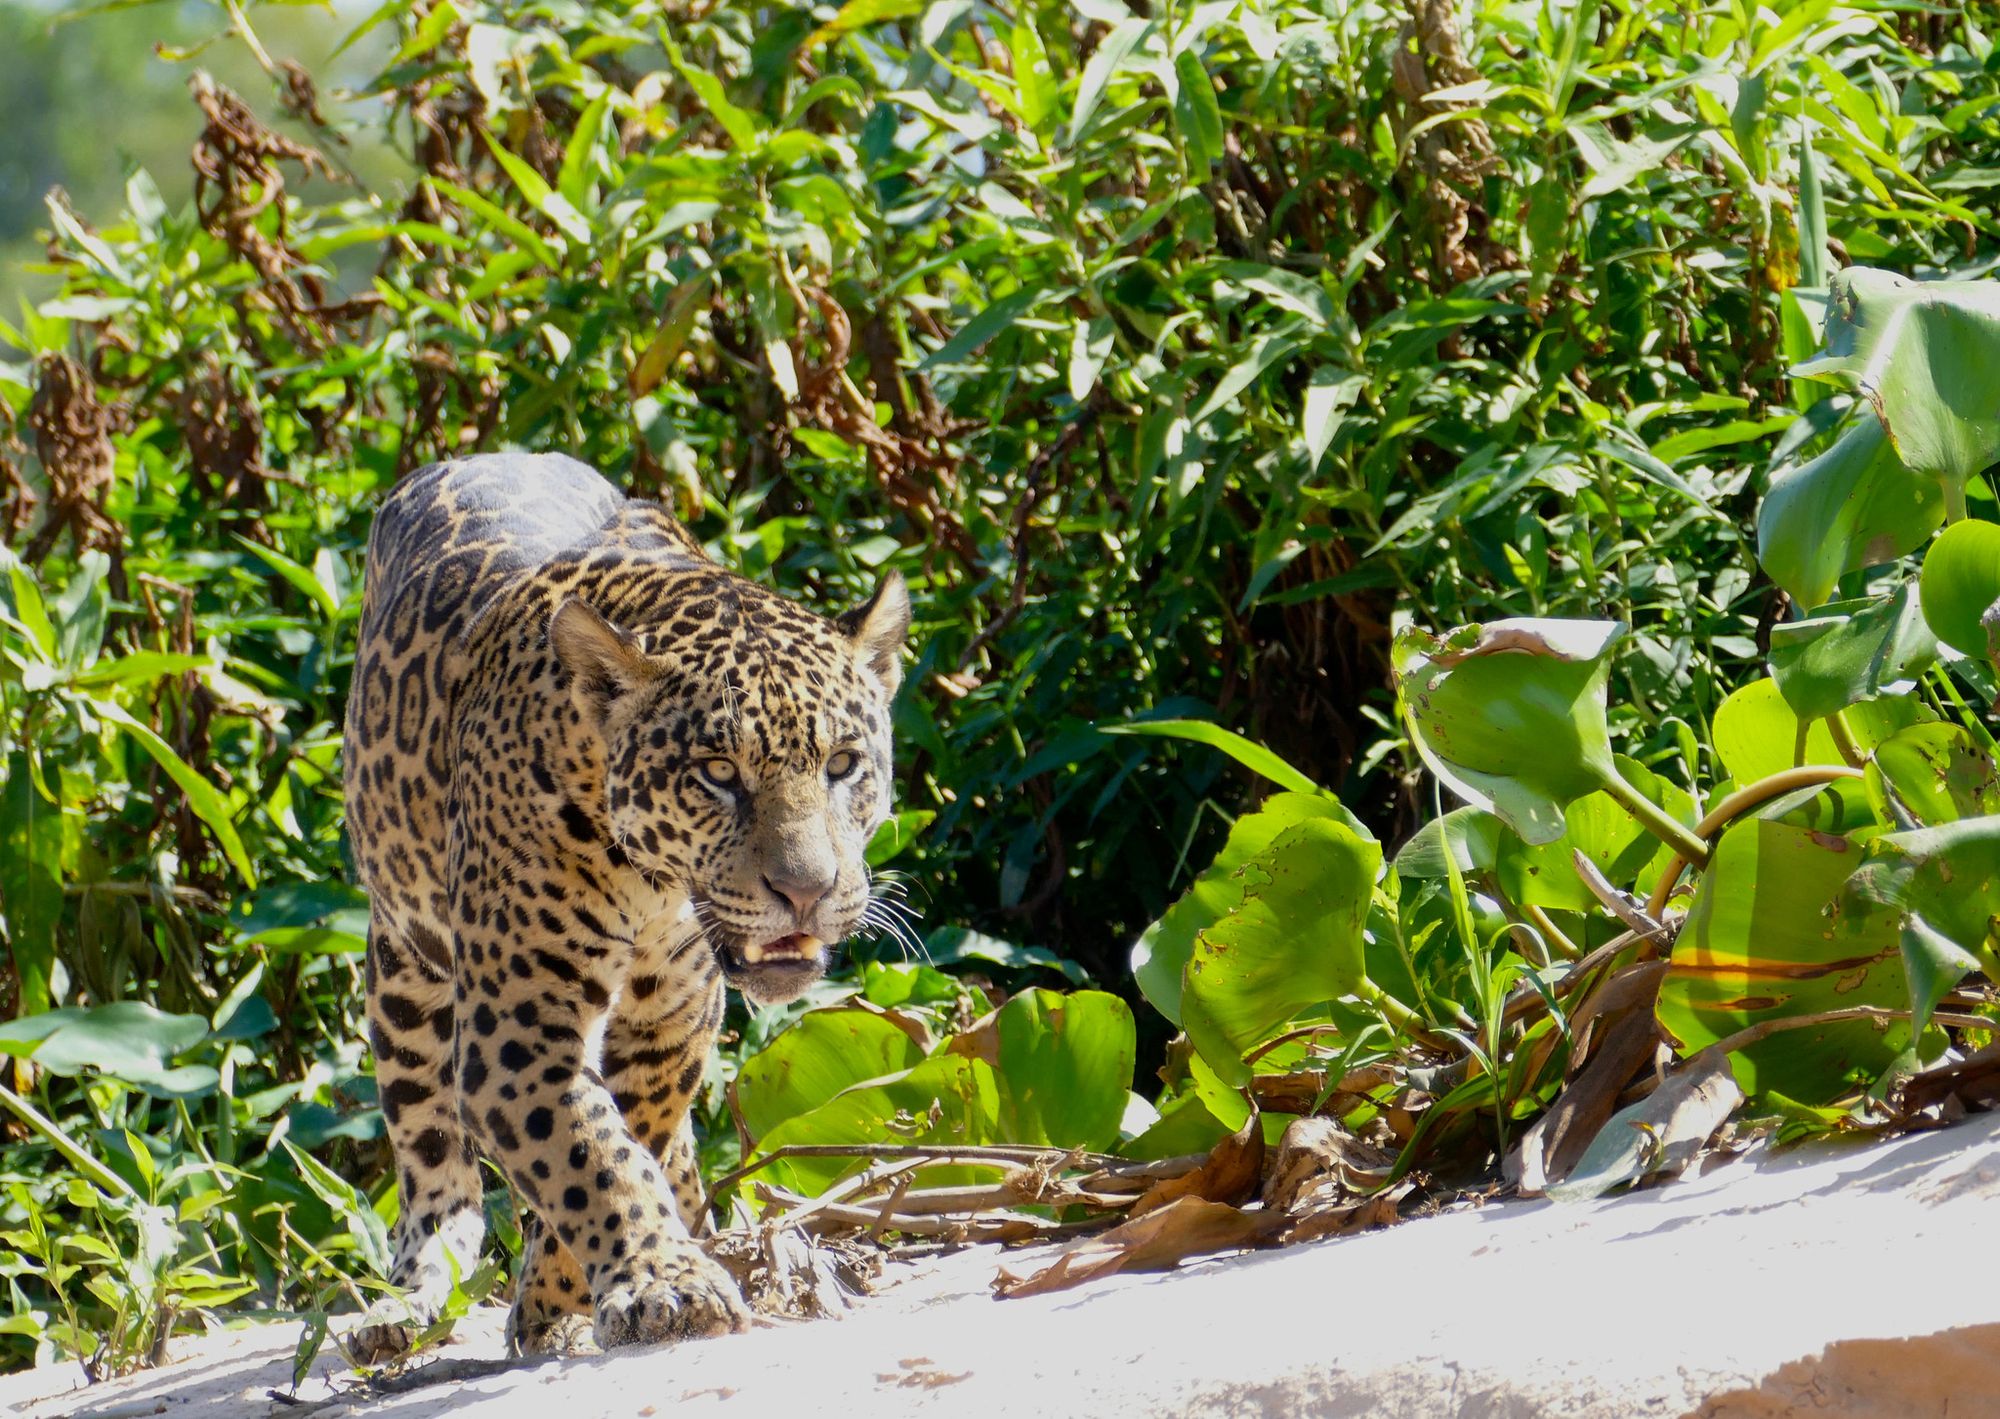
[762,866,834,920]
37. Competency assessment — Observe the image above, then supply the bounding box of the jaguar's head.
[549,572,910,1006]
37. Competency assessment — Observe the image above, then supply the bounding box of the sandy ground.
[7,1111,2000,1419]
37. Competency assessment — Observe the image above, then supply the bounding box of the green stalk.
[1944,478,1969,524]
[0,1081,136,1200]
[1598,764,1711,868]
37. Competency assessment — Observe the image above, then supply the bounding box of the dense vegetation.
[4,0,1999,1378]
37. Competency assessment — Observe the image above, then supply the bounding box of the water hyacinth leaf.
[1767,583,1936,720]
[1394,619,1625,845]
[947,988,1136,1150]
[749,1052,1001,1197]
[734,1008,928,1142]
[1131,791,1364,1024]
[1711,677,1846,783]
[1919,518,2000,662]
[1865,723,2000,827]
[1756,416,1943,612]
[1180,817,1380,1086]
[1391,806,1502,881]
[1899,915,1982,1036]
[1658,819,1910,1103]
[1793,266,2000,498]
[1849,817,2000,975]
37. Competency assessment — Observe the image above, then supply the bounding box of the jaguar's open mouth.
[733,931,823,966]
[714,930,831,1005]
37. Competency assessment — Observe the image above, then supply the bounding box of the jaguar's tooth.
[739,939,767,964]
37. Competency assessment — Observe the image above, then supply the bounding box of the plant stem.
[1521,903,1582,961]
[1824,710,1866,768]
[1642,763,1867,919]
[0,1081,135,1200]
[1599,765,1712,868]
[1945,478,1969,524]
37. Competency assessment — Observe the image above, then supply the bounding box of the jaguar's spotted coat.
[342,454,908,1357]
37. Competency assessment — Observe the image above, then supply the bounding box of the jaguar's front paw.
[593,1248,753,1349]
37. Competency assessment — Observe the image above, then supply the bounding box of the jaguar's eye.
[700,758,739,788]
[826,749,859,781]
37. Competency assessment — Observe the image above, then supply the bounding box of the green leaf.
[1100,718,1328,798]
[1193,332,1301,422]
[1492,756,1692,910]
[1658,819,1911,1103]
[1767,583,1936,720]
[1919,518,2000,662]
[1710,676,1846,783]
[234,536,339,621]
[1757,417,1943,611]
[735,1008,927,1142]
[1069,18,1151,143]
[916,287,1049,372]
[1849,816,2000,975]
[1865,722,2000,827]
[1172,49,1223,178]
[483,133,592,247]
[748,1052,1000,1197]
[1395,619,1625,845]
[1181,817,1381,1085]
[966,988,1135,1150]
[1794,267,2000,495]
[803,0,925,52]
[1010,20,1058,132]
[93,699,257,887]
[865,809,936,867]
[1899,915,1981,1036]
[1302,368,1362,469]
[1067,316,1115,402]
[1132,792,1361,1024]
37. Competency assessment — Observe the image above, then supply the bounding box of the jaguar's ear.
[836,571,911,694]
[550,599,657,713]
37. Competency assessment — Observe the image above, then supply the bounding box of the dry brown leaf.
[1263,1116,1395,1215]
[1514,999,1662,1194]
[992,1197,1283,1299]
[1128,1111,1264,1218]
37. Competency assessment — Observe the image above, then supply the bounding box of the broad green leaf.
[1391,806,1502,880]
[235,536,339,621]
[1181,817,1380,1085]
[1395,619,1625,845]
[1865,722,2000,827]
[1767,583,1936,720]
[1193,332,1301,421]
[735,1008,927,1141]
[1899,916,1981,1036]
[0,1001,212,1095]
[748,1052,1001,1197]
[1659,819,1911,1103]
[1710,676,1846,782]
[1919,518,2000,662]
[1794,267,2000,496]
[953,989,1135,1150]
[1849,816,2000,975]
[483,134,592,246]
[1132,792,1361,1024]
[1756,418,1943,611]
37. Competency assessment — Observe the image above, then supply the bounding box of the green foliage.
[4,0,2000,1375]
